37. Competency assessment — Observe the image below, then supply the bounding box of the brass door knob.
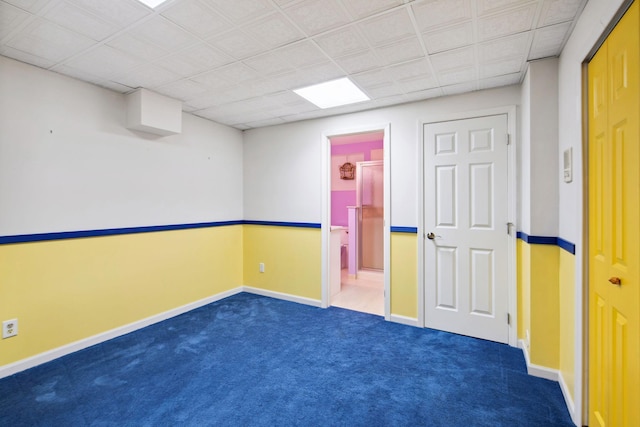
[427,232,436,240]
[609,277,622,286]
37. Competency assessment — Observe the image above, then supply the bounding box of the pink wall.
[330,139,383,226]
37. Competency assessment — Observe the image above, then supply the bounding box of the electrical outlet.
[259,263,265,273]
[2,319,18,339]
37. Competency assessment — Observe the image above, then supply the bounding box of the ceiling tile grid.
[0,0,588,130]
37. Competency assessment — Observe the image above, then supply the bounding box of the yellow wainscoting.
[0,225,243,366]
[558,248,575,400]
[390,232,417,319]
[243,225,321,301]
[517,239,560,369]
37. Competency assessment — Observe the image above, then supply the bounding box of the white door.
[424,114,509,343]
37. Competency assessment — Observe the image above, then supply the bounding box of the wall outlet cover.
[2,319,18,338]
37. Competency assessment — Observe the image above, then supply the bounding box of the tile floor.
[331,269,384,316]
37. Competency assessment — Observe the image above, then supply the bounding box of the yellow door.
[588,2,640,426]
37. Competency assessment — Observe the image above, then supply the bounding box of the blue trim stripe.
[0,221,245,245]
[517,231,576,255]
[243,220,321,229]
[557,237,576,255]
[0,220,323,245]
[390,226,418,233]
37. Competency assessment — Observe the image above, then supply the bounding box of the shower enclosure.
[357,160,384,271]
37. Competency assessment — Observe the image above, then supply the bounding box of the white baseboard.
[0,287,243,380]
[389,314,419,327]
[242,286,322,308]
[558,370,579,426]
[518,339,559,381]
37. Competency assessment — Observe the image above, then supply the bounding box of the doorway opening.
[323,127,389,317]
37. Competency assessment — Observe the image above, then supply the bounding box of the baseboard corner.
[389,314,419,327]
[242,286,323,308]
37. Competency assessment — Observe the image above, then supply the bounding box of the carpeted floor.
[0,293,574,426]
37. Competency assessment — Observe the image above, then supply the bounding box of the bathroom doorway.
[324,128,388,317]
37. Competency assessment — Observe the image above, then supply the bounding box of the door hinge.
[507,313,511,325]
[506,134,511,145]
[507,222,514,236]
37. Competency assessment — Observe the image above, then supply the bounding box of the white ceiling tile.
[180,43,234,70]
[207,28,265,59]
[191,70,236,91]
[437,66,475,86]
[386,58,432,81]
[242,12,303,49]
[244,51,297,76]
[129,16,199,51]
[528,21,571,60]
[359,8,415,47]
[64,45,143,79]
[161,0,232,39]
[3,0,50,13]
[442,81,477,96]
[375,36,423,66]
[186,90,233,110]
[67,0,151,28]
[479,72,522,89]
[340,0,403,20]
[351,68,393,89]
[238,77,292,97]
[264,90,309,106]
[0,44,56,68]
[95,80,135,93]
[478,3,537,41]
[113,63,181,88]
[154,79,210,100]
[398,74,439,92]
[314,25,368,58]
[51,64,103,83]
[5,18,94,62]
[106,34,167,62]
[210,62,260,85]
[477,0,534,16]
[478,33,530,63]
[283,0,350,36]
[334,49,382,74]
[412,0,472,32]
[403,87,443,101]
[430,46,475,72]
[479,58,522,79]
[243,117,286,128]
[362,82,401,99]
[205,0,275,24]
[44,1,120,41]
[422,22,474,54]
[295,61,344,86]
[538,0,585,26]
[0,2,32,40]
[373,93,410,107]
[276,40,328,68]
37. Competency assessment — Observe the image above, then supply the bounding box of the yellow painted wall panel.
[0,226,243,366]
[390,233,417,319]
[529,243,560,369]
[242,225,321,300]
[559,249,575,400]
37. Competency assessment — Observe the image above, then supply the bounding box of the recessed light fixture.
[136,0,170,8]
[294,77,370,109]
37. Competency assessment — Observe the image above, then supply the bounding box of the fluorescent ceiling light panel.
[136,0,170,8]
[294,78,370,109]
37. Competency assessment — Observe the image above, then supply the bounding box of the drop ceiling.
[0,0,587,130]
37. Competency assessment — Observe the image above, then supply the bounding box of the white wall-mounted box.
[126,88,182,136]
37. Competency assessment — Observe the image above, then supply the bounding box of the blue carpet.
[0,293,573,426]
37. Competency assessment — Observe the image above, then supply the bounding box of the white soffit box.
[126,89,182,136]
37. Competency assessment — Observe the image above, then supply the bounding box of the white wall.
[243,85,521,226]
[520,58,559,237]
[0,56,244,236]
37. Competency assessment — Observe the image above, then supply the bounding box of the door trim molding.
[320,123,391,319]
[417,106,518,346]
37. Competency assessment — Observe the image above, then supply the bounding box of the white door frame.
[321,123,391,320]
[417,106,517,346]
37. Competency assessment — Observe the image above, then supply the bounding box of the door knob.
[609,277,622,286]
[427,232,436,240]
